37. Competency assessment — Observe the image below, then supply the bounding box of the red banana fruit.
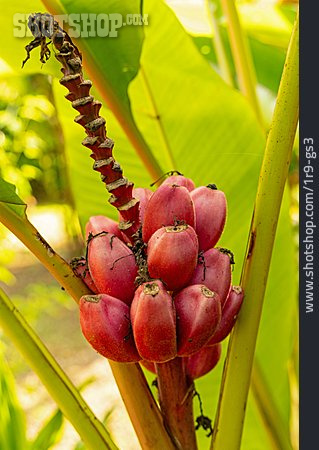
[189,248,232,306]
[190,185,226,251]
[71,257,98,293]
[85,215,122,240]
[147,224,198,291]
[79,294,140,362]
[162,175,195,192]
[142,183,195,242]
[131,281,177,362]
[186,343,222,380]
[206,286,244,345]
[88,232,137,305]
[174,285,221,356]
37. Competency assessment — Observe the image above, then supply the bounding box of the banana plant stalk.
[220,0,263,126]
[0,287,117,450]
[212,10,299,450]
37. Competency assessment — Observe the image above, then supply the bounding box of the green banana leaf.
[0,352,27,450]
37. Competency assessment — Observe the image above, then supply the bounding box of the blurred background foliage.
[0,0,298,449]
[0,74,71,204]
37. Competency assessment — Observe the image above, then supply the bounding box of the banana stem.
[206,0,234,87]
[221,0,263,126]
[0,287,117,450]
[212,10,299,449]
[156,358,197,450]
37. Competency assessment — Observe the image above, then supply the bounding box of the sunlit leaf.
[166,0,291,94]
[192,32,286,94]
[0,177,26,217]
[237,1,292,48]
[30,410,64,450]
[0,352,27,450]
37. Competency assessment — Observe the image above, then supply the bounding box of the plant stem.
[212,9,299,450]
[0,203,90,303]
[0,287,117,450]
[220,0,263,126]
[288,345,299,450]
[206,0,234,87]
[110,362,175,450]
[223,0,295,444]
[156,358,197,450]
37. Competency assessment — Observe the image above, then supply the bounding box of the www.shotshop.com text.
[302,138,316,313]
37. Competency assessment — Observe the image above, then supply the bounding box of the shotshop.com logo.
[13,13,149,38]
